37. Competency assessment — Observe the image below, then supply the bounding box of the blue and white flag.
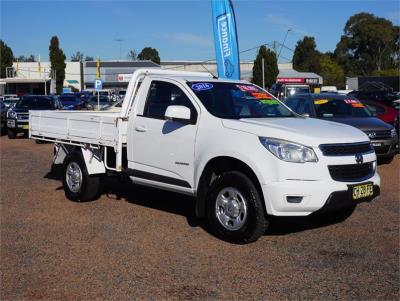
[211,0,240,79]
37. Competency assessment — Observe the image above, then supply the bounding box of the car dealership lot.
[1,137,398,300]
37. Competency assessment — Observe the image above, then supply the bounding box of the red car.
[360,99,398,126]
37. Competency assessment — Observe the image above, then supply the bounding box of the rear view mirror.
[165,105,191,123]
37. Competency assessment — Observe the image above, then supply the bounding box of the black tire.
[7,129,17,139]
[206,171,268,244]
[62,151,100,202]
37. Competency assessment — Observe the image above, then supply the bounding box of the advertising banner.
[211,0,240,79]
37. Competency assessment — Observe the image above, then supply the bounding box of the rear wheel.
[206,171,268,244]
[63,152,100,202]
[7,129,17,139]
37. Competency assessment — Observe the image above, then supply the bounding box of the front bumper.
[7,119,29,131]
[371,138,399,157]
[262,171,380,216]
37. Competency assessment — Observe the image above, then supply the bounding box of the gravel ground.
[1,136,399,300]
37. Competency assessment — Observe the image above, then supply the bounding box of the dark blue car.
[59,95,85,110]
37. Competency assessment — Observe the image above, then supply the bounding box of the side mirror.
[165,105,191,123]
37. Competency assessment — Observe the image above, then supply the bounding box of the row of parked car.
[283,93,398,163]
[0,92,122,139]
[1,88,399,163]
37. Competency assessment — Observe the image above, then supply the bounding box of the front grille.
[319,142,373,156]
[374,145,390,154]
[365,130,392,140]
[328,162,374,182]
[17,113,29,120]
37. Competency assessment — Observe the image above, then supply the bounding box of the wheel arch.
[195,156,266,218]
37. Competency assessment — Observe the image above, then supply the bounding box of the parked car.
[118,90,126,100]
[86,96,113,110]
[285,93,398,163]
[7,95,62,139]
[348,90,399,107]
[0,101,7,133]
[30,69,381,243]
[74,91,92,107]
[3,96,20,109]
[359,99,398,127]
[271,83,310,99]
[59,95,85,110]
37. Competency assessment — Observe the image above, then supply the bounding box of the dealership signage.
[277,77,319,84]
[117,74,132,82]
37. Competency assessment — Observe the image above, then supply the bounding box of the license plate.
[372,142,383,147]
[22,124,29,130]
[352,183,374,200]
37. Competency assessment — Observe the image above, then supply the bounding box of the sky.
[1,0,399,63]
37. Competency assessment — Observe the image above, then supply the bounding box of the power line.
[12,42,294,76]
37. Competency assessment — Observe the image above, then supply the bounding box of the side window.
[366,104,385,115]
[143,81,197,122]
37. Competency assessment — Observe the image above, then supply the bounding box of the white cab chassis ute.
[30,69,380,243]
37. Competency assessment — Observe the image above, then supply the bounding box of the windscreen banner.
[211,0,240,80]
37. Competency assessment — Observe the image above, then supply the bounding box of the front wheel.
[63,152,100,202]
[206,171,268,244]
[7,129,17,139]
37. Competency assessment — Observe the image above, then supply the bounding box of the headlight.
[7,110,16,119]
[259,137,318,163]
[390,128,396,138]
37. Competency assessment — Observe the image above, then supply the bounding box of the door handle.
[135,125,147,132]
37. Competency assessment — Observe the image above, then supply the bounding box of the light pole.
[278,29,291,61]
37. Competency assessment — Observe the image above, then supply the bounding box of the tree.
[85,56,94,62]
[252,45,279,88]
[127,50,137,61]
[15,54,36,62]
[293,36,321,73]
[0,40,13,78]
[49,36,66,94]
[71,51,84,62]
[138,47,160,64]
[319,55,344,87]
[334,13,399,75]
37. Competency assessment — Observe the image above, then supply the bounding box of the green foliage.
[85,56,94,62]
[49,36,66,94]
[16,54,36,62]
[293,36,321,74]
[319,55,344,87]
[371,69,399,76]
[252,45,279,88]
[334,12,399,75]
[138,47,160,64]
[0,40,14,78]
[70,51,84,62]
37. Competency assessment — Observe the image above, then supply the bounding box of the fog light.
[286,196,303,203]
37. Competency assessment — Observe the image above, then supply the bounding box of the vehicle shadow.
[101,176,200,227]
[44,164,347,236]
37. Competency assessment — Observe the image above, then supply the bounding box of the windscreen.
[15,97,54,109]
[314,98,373,118]
[188,82,293,119]
[286,86,310,96]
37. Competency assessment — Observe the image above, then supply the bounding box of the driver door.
[128,78,199,190]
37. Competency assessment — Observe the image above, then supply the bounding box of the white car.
[29,69,380,243]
